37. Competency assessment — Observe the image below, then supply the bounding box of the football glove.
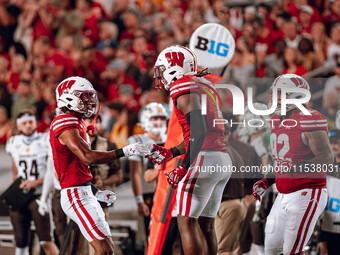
[95,190,116,206]
[252,179,269,201]
[165,165,187,189]
[123,142,150,157]
[36,199,49,216]
[146,144,174,164]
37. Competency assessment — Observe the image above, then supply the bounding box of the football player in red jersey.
[252,74,333,255]
[50,76,150,255]
[147,46,232,255]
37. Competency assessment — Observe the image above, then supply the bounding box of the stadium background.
[0,0,340,254]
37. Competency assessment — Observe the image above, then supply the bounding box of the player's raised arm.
[58,128,150,166]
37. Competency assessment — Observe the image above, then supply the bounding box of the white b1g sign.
[189,23,235,69]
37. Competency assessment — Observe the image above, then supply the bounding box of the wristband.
[135,195,144,204]
[115,148,125,159]
[170,147,181,157]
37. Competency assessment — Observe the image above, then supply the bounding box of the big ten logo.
[325,197,340,213]
[194,36,229,57]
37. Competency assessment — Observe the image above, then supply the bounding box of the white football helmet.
[268,74,310,115]
[140,103,168,136]
[153,45,198,91]
[56,76,99,117]
[238,103,269,136]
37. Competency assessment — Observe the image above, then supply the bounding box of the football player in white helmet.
[253,74,332,255]
[6,110,59,255]
[128,102,168,241]
[147,46,232,255]
[50,76,150,254]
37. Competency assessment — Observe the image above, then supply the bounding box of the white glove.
[96,190,116,206]
[36,199,49,216]
[123,142,150,157]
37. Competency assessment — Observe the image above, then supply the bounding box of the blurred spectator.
[0,105,13,144]
[0,0,21,51]
[132,36,150,71]
[20,0,56,43]
[139,0,157,33]
[327,23,340,66]
[222,48,255,90]
[8,42,27,60]
[32,36,72,82]
[265,39,286,77]
[298,5,316,35]
[323,58,340,110]
[283,20,301,48]
[76,0,101,44]
[102,58,140,102]
[0,82,12,118]
[11,77,36,119]
[6,54,27,93]
[120,10,140,42]
[322,0,340,33]
[55,0,84,49]
[282,47,307,75]
[255,44,268,78]
[237,37,255,65]
[58,35,80,73]
[311,22,330,64]
[109,106,143,148]
[76,42,107,93]
[115,45,140,80]
[98,21,118,61]
[298,37,322,72]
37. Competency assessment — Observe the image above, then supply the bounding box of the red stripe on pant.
[74,188,107,239]
[297,189,322,252]
[179,156,199,215]
[185,155,205,217]
[67,188,96,240]
[289,189,316,255]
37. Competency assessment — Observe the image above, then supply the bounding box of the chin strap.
[86,106,100,135]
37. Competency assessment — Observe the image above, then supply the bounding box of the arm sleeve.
[107,140,121,175]
[181,110,207,169]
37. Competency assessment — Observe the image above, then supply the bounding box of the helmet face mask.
[153,65,167,91]
[56,76,99,117]
[153,45,198,91]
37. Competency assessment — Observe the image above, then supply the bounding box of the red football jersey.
[270,109,328,193]
[169,75,227,153]
[50,113,93,189]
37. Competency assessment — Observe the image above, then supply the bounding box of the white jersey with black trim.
[128,133,160,194]
[6,132,50,194]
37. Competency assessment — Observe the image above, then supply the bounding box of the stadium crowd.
[1,0,340,254]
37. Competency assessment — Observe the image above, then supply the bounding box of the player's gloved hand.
[145,144,173,164]
[123,142,150,157]
[36,199,49,216]
[165,165,187,189]
[252,179,269,201]
[95,190,116,206]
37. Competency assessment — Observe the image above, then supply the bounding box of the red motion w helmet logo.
[165,52,184,67]
[57,80,76,96]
